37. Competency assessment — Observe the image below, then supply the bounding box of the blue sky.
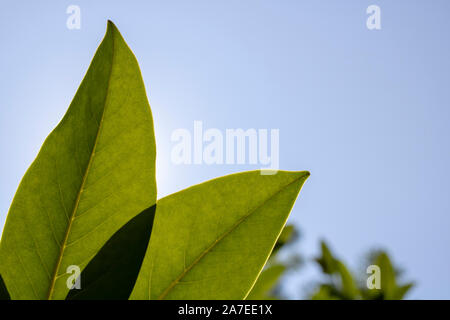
[1,0,449,299]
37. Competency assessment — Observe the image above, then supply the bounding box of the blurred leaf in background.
[309,241,414,300]
[360,249,414,300]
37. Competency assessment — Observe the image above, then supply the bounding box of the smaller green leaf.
[131,170,309,300]
[66,205,156,300]
[0,274,10,300]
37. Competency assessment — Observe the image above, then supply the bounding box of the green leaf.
[364,251,414,300]
[313,241,360,300]
[395,283,414,300]
[316,241,339,275]
[0,21,157,300]
[130,170,309,300]
[66,205,156,300]
[335,261,360,299]
[310,284,341,300]
[0,274,10,300]
[246,264,286,300]
[374,252,397,299]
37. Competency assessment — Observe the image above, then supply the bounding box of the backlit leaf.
[130,170,309,300]
[0,21,157,300]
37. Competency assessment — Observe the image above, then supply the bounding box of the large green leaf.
[0,21,157,300]
[130,170,309,300]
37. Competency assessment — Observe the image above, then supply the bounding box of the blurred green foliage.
[249,226,414,300]
[310,241,414,300]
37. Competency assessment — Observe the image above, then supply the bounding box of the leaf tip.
[106,20,119,34]
[289,170,310,181]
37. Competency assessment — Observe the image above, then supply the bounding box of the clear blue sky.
[1,0,449,299]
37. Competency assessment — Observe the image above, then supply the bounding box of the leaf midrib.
[46,32,116,300]
[156,173,308,300]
